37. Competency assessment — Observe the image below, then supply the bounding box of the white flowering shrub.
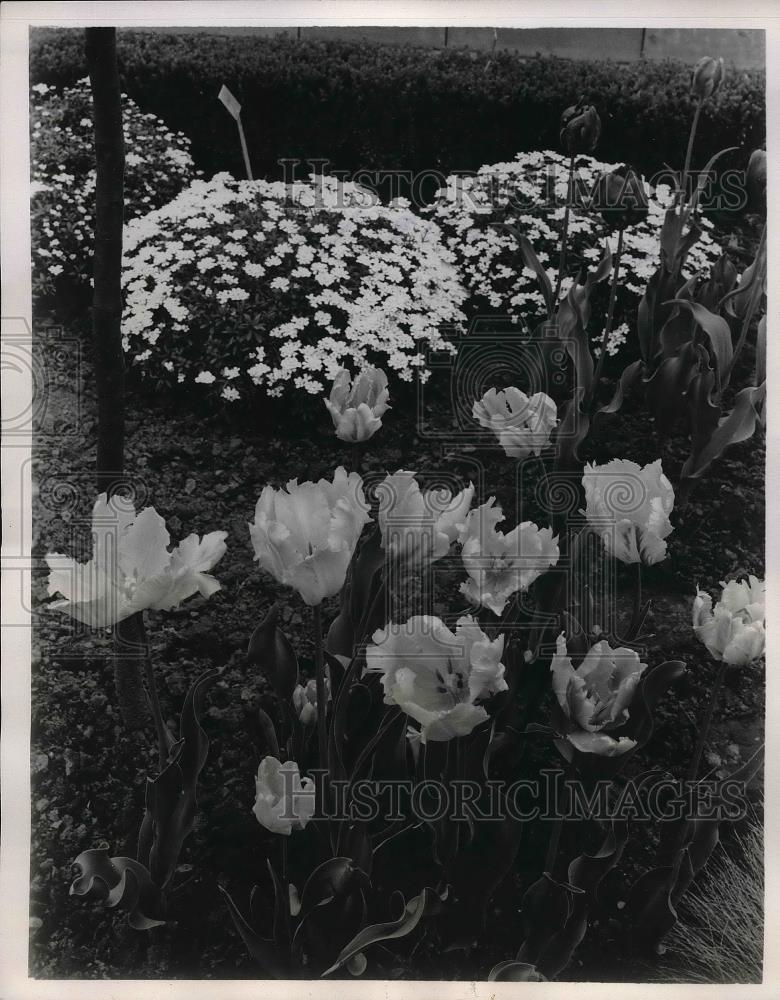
[30,80,198,302]
[426,150,724,358]
[121,173,467,400]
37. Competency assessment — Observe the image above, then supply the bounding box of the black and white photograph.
[0,2,776,994]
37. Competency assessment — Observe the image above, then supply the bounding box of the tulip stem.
[685,658,727,784]
[312,603,329,782]
[591,227,624,406]
[543,761,573,876]
[725,222,767,388]
[678,100,702,210]
[553,153,577,306]
[141,619,173,772]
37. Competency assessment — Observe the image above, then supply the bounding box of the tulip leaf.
[295,856,370,932]
[349,526,385,636]
[267,859,292,956]
[557,283,594,396]
[659,276,697,357]
[555,389,590,471]
[568,820,629,897]
[516,873,573,965]
[665,299,733,378]
[626,864,678,955]
[536,890,589,980]
[219,884,287,977]
[498,224,553,317]
[595,359,643,420]
[756,314,766,390]
[70,849,166,929]
[681,383,766,483]
[627,659,686,750]
[644,344,699,439]
[247,603,299,701]
[321,887,434,977]
[141,667,219,889]
[488,960,547,982]
[638,263,679,362]
[688,146,739,214]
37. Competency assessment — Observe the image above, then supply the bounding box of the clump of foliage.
[30,79,198,305]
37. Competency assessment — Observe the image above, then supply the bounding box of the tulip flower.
[45,493,227,628]
[559,102,601,155]
[746,149,767,213]
[366,615,507,743]
[292,677,328,726]
[377,471,473,564]
[249,466,371,606]
[324,366,390,443]
[582,459,674,565]
[692,575,765,666]
[551,632,647,756]
[459,498,559,616]
[473,388,557,458]
[692,56,725,101]
[252,756,316,836]
[591,165,649,231]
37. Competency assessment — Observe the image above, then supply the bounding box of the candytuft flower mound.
[30,79,198,303]
[121,173,468,400]
[426,150,723,357]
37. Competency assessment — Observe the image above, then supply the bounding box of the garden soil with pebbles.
[29,329,764,979]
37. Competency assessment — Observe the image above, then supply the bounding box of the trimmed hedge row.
[30,29,765,202]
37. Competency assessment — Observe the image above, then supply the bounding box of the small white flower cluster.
[121,173,468,398]
[30,79,198,299]
[426,150,723,354]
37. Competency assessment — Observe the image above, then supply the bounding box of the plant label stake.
[218,84,253,180]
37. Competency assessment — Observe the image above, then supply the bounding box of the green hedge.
[30,28,765,202]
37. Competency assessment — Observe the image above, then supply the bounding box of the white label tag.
[218,85,241,121]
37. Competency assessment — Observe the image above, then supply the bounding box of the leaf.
[685,364,721,454]
[555,388,590,471]
[595,359,643,420]
[247,603,299,700]
[488,960,547,982]
[499,224,553,317]
[665,300,733,378]
[296,856,369,931]
[659,276,697,357]
[568,820,629,897]
[643,344,699,438]
[143,668,219,889]
[267,859,292,956]
[536,891,589,980]
[756,314,766,388]
[688,146,739,214]
[638,264,678,362]
[516,873,575,966]
[557,283,593,396]
[349,526,385,635]
[219,884,287,977]
[321,887,434,977]
[69,849,165,930]
[681,383,766,482]
[626,864,678,954]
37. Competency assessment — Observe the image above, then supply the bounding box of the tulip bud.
[592,165,649,231]
[247,602,299,700]
[559,102,601,155]
[691,57,724,100]
[746,149,766,213]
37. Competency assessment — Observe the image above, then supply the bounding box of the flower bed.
[30,79,198,303]
[426,150,724,357]
[121,173,467,399]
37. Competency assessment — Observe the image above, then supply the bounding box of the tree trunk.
[86,28,147,730]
